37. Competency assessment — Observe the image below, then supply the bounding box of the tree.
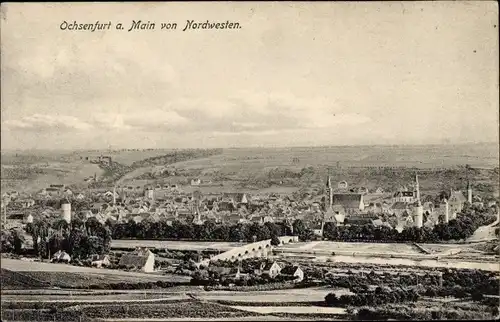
[292,219,306,238]
[1,230,13,253]
[270,234,280,246]
[68,228,85,259]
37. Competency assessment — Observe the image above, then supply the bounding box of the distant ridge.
[2,141,498,153]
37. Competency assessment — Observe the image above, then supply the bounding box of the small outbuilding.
[118,247,155,273]
[52,250,71,263]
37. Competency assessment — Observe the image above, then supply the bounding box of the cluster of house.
[319,174,485,234]
[2,174,496,236]
[208,260,304,283]
[48,247,155,273]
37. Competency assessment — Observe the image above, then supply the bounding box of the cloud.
[2,91,372,140]
[3,114,93,132]
[91,109,189,132]
[168,91,371,134]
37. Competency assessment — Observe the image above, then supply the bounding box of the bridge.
[199,236,299,266]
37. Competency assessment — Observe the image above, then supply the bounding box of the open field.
[278,241,499,258]
[172,144,499,170]
[230,306,346,315]
[282,253,500,272]
[1,259,190,282]
[181,184,300,195]
[121,144,499,195]
[193,287,352,303]
[82,149,179,166]
[280,241,423,256]
[1,293,189,302]
[1,159,103,192]
[101,317,313,321]
[2,270,189,289]
[2,144,498,196]
[111,239,242,251]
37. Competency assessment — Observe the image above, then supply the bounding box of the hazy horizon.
[1,141,498,154]
[1,2,499,150]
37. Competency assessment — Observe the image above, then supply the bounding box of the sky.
[1,1,498,150]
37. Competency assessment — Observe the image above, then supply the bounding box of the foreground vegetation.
[1,300,261,321]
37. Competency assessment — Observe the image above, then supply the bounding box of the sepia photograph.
[1,1,499,321]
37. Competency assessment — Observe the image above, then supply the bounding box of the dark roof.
[449,191,467,203]
[394,191,414,197]
[263,261,278,271]
[222,193,248,203]
[280,265,300,275]
[391,202,408,210]
[118,249,153,268]
[332,194,363,209]
[345,216,374,225]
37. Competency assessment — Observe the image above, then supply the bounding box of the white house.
[262,261,281,278]
[280,265,304,283]
[191,179,201,186]
[52,250,71,263]
[90,254,111,268]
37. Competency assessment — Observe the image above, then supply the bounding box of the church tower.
[326,175,333,210]
[443,198,449,223]
[414,173,423,229]
[467,181,472,204]
[415,173,420,203]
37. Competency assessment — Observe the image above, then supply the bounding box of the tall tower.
[113,185,117,206]
[443,198,449,223]
[415,173,421,203]
[61,198,71,224]
[414,200,423,228]
[414,174,423,229]
[326,175,333,209]
[467,181,472,204]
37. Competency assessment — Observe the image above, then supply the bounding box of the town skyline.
[1,2,498,150]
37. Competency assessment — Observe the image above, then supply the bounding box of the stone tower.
[414,200,423,228]
[414,175,423,229]
[467,181,472,204]
[443,198,449,224]
[415,173,420,202]
[326,175,333,209]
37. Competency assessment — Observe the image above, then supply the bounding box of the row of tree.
[23,217,111,260]
[109,219,314,243]
[106,202,495,244]
[325,287,420,307]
